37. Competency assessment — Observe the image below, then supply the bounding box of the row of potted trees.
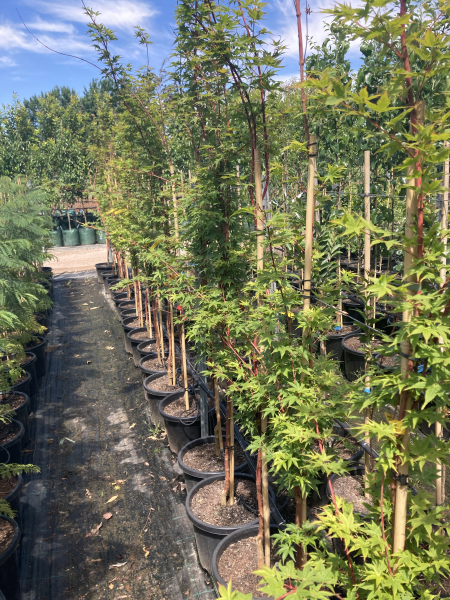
[0,176,53,599]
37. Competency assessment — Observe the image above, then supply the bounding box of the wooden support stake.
[180,320,189,411]
[364,151,372,487]
[254,148,270,568]
[437,140,449,507]
[213,379,223,457]
[170,303,176,386]
[393,100,425,555]
[303,136,316,310]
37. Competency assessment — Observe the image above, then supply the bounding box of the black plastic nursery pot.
[342,333,365,382]
[118,300,135,312]
[8,371,30,399]
[325,326,360,368]
[212,524,282,600]
[159,391,202,454]
[104,276,120,297]
[20,353,37,398]
[120,309,137,322]
[3,475,23,528]
[139,352,168,379]
[186,474,262,574]
[24,335,47,378]
[127,330,154,367]
[33,312,47,333]
[178,436,248,493]
[100,269,114,284]
[95,263,113,283]
[342,298,365,326]
[0,420,24,465]
[0,446,9,465]
[121,317,141,354]
[0,516,21,600]
[143,372,171,428]
[0,393,30,446]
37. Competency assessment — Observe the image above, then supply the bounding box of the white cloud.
[0,56,17,68]
[272,0,361,60]
[0,23,93,54]
[29,0,159,33]
[25,16,76,35]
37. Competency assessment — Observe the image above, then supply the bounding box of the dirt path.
[20,274,216,600]
[44,245,108,274]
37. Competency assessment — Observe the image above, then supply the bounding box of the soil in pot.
[377,354,400,368]
[344,336,382,352]
[191,478,258,527]
[0,477,18,498]
[150,373,194,395]
[332,474,371,515]
[140,342,159,353]
[141,356,181,372]
[326,324,358,337]
[0,422,21,446]
[163,389,207,417]
[0,519,14,551]
[218,536,275,598]
[183,443,245,472]
[0,394,25,412]
[129,330,151,341]
[123,318,144,329]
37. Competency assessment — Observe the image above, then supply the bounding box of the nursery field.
[3,0,450,599]
[19,274,215,600]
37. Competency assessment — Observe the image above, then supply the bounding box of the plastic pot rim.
[0,391,30,415]
[159,391,200,425]
[185,473,260,535]
[0,419,25,451]
[0,516,20,566]
[24,335,46,353]
[127,329,153,344]
[143,372,170,397]
[178,436,247,480]
[326,326,361,340]
[211,523,282,600]
[139,352,168,376]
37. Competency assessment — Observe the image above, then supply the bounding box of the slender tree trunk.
[294,0,309,144]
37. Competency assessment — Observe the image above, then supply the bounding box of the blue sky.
[0,0,352,106]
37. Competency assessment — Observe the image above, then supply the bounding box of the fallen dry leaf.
[144,462,149,466]
[159,476,167,481]
[109,562,127,569]
[87,558,102,563]
[129,423,136,429]
[82,303,88,306]
[104,330,110,333]
[46,439,54,444]
[89,306,101,310]
[106,495,118,504]
[126,585,132,593]
[109,584,114,590]
[74,354,80,358]
[106,346,115,350]
[86,360,92,365]
[86,522,103,538]
[103,512,113,520]
[143,545,150,558]
[85,489,92,498]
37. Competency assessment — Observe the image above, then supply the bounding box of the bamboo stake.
[170,303,176,386]
[145,290,153,338]
[180,318,189,411]
[170,164,179,243]
[152,297,162,364]
[157,295,165,358]
[229,398,235,507]
[213,379,223,458]
[303,136,316,310]
[254,148,270,568]
[437,141,449,507]
[364,151,372,487]
[393,100,425,555]
[337,184,343,328]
